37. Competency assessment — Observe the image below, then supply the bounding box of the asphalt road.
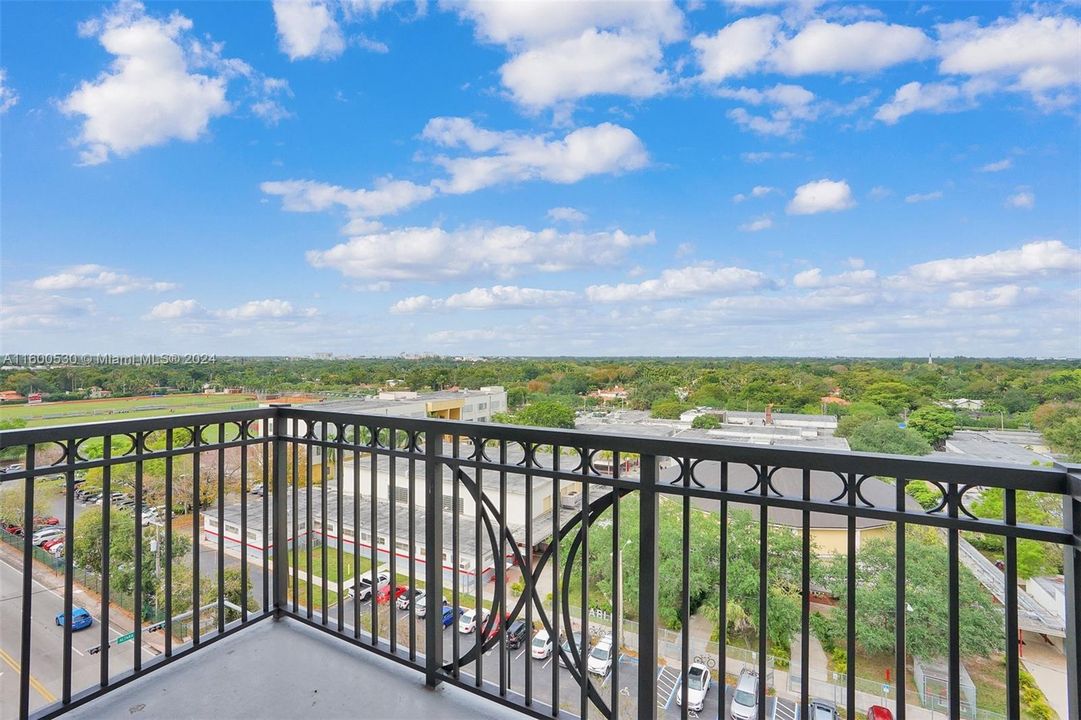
[0,555,161,720]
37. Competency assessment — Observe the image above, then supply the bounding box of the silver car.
[730,669,758,720]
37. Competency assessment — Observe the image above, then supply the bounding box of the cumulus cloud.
[1005,189,1035,209]
[901,240,1081,285]
[874,79,984,124]
[547,207,587,223]
[307,225,654,280]
[947,284,1022,309]
[585,264,770,303]
[0,69,17,113]
[423,118,648,194]
[61,1,287,165]
[739,215,773,232]
[31,264,177,294]
[979,158,1012,172]
[147,299,203,319]
[272,0,345,60]
[786,179,855,215]
[732,185,779,202]
[905,190,943,203]
[692,15,781,82]
[793,268,877,288]
[260,178,435,216]
[215,298,317,320]
[391,286,577,313]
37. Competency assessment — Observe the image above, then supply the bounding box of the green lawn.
[289,547,369,583]
[0,394,258,427]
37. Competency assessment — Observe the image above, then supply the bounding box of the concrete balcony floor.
[64,618,521,720]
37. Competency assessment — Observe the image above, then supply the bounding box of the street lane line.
[514,648,526,661]
[0,646,57,703]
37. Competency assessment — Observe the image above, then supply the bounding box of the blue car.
[441,605,458,629]
[55,607,93,631]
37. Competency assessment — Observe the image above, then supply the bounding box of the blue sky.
[1,0,1079,357]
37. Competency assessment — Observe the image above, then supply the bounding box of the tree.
[0,485,50,527]
[651,399,689,419]
[907,405,956,447]
[817,529,1003,658]
[970,488,1062,578]
[513,400,575,429]
[691,414,721,429]
[847,420,932,455]
[861,381,919,416]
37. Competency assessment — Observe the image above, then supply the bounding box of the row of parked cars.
[73,487,169,525]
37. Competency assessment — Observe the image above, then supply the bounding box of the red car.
[2,523,23,537]
[867,707,893,720]
[486,613,512,641]
[376,584,408,605]
[34,516,60,527]
[42,537,65,551]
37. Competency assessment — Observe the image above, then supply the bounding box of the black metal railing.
[1,407,1077,720]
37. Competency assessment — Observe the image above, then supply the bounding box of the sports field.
[0,393,259,427]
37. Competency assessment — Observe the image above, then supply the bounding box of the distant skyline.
[1,1,1079,357]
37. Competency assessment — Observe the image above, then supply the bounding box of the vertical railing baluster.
[192,427,201,647]
[846,473,857,719]
[681,459,690,720]
[610,454,621,720]
[291,418,298,615]
[217,422,225,634]
[353,424,361,640]
[370,426,379,646]
[452,435,460,678]
[240,425,248,625]
[101,437,112,684]
[551,444,560,716]
[424,429,444,688]
[134,431,144,671]
[336,426,344,633]
[475,459,483,688]
[894,477,907,720]
[498,439,507,696]
[1005,488,1020,720]
[638,453,659,720]
[948,484,961,719]
[18,447,35,719]
[272,413,289,616]
[718,461,728,720]
[305,421,313,620]
[390,429,398,653]
[801,468,811,719]
[262,425,269,613]
[580,472,589,720]
[524,445,534,707]
[320,421,329,625]
[63,442,75,704]
[758,466,769,720]
[164,430,173,657]
[408,431,417,658]
[1061,463,1080,720]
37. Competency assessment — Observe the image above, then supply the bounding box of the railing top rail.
[0,404,1068,493]
[278,407,1069,493]
[0,407,275,448]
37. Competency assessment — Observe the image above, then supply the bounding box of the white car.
[32,527,65,545]
[676,662,711,713]
[531,629,552,659]
[347,572,390,601]
[730,669,759,720]
[587,636,613,676]
[458,608,489,634]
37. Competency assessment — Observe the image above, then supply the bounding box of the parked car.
[2,523,23,536]
[397,588,424,611]
[34,516,60,526]
[55,607,93,631]
[866,706,893,720]
[49,543,65,558]
[377,584,408,605]
[458,608,490,634]
[441,604,458,629]
[347,572,390,602]
[676,662,711,713]
[730,669,759,720]
[504,619,528,649]
[32,527,65,545]
[3,464,23,473]
[559,632,584,668]
[587,635,614,676]
[531,629,552,659]
[42,537,65,551]
[250,483,264,496]
[808,699,840,719]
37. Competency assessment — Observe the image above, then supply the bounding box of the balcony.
[2,406,1078,720]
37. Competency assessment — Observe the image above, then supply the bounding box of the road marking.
[543,657,553,670]
[0,646,57,703]
[514,648,526,661]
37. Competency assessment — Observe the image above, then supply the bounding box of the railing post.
[424,428,445,688]
[1062,463,1081,720]
[272,408,289,618]
[638,453,660,720]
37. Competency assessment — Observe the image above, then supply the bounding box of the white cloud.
[692,15,781,82]
[874,80,985,124]
[732,184,778,202]
[423,118,648,194]
[455,1,684,47]
[905,190,943,203]
[500,30,669,109]
[61,1,285,165]
[215,298,317,320]
[869,185,892,200]
[0,69,17,113]
[771,19,933,74]
[272,0,345,60]
[547,207,587,223]
[979,158,1012,172]
[793,268,877,288]
[148,299,203,319]
[1005,189,1035,209]
[391,286,577,313]
[786,179,855,215]
[0,293,97,332]
[720,83,819,137]
[260,178,435,216]
[307,225,654,280]
[902,240,1081,285]
[31,264,177,294]
[740,151,798,163]
[947,284,1022,309]
[586,264,770,303]
[739,215,773,232]
[938,14,1081,109]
